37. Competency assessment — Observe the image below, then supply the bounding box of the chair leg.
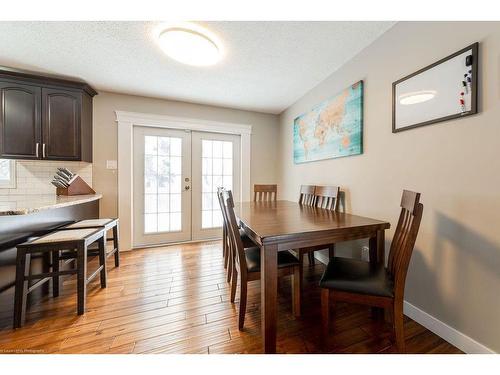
[42,252,51,295]
[51,250,60,297]
[76,244,87,315]
[13,251,30,329]
[227,248,233,283]
[292,266,301,317]
[321,288,330,346]
[298,250,304,285]
[222,227,228,268]
[238,280,247,331]
[226,241,233,283]
[98,237,107,288]
[113,224,120,267]
[393,300,405,353]
[230,267,238,303]
[328,244,335,259]
[308,252,315,266]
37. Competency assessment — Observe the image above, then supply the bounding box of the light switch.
[106,160,118,170]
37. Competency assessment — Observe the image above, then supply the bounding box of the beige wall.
[278,22,500,352]
[93,91,280,219]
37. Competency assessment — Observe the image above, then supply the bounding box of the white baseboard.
[313,252,496,354]
[403,301,495,354]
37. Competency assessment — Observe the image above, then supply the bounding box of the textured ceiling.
[0,21,395,114]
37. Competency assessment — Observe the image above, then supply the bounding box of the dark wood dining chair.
[217,187,256,283]
[320,190,423,353]
[222,190,301,330]
[253,184,277,202]
[298,185,340,266]
[298,185,316,206]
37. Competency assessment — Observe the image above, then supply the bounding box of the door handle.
[42,143,46,158]
[36,143,39,158]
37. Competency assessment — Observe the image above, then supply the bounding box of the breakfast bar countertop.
[0,194,102,216]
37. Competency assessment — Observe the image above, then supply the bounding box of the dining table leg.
[261,243,278,354]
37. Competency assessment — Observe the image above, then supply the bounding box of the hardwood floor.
[0,241,462,354]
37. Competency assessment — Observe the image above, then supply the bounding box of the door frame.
[116,110,252,251]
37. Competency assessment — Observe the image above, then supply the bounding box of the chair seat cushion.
[239,228,256,248]
[64,218,116,229]
[27,228,102,245]
[244,247,299,273]
[319,257,394,298]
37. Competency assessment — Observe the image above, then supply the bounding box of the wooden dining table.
[235,200,391,354]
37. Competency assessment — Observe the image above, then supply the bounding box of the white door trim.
[115,110,252,251]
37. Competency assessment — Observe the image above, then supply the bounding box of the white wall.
[278,21,500,352]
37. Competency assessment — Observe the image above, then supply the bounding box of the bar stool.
[14,228,107,328]
[60,218,120,267]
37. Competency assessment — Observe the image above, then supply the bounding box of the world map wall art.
[293,81,363,164]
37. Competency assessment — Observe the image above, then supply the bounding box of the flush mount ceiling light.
[155,23,223,66]
[399,90,437,105]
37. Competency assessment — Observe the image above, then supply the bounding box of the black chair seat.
[245,247,299,273]
[239,228,256,248]
[319,257,394,298]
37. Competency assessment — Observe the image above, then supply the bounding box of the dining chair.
[320,190,423,353]
[217,187,256,283]
[298,185,316,206]
[222,190,301,330]
[253,184,277,202]
[298,185,340,266]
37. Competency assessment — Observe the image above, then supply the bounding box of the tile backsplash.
[0,161,92,195]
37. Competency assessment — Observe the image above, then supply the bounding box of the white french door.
[133,126,241,247]
[191,131,241,241]
[133,127,192,246]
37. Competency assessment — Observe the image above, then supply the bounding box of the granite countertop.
[0,194,102,216]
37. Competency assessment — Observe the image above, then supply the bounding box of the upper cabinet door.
[0,82,42,159]
[42,88,81,160]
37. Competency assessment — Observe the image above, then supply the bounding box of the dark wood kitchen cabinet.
[0,81,41,159]
[0,67,97,162]
[42,88,81,160]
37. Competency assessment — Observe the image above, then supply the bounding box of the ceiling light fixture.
[155,23,223,66]
[399,90,437,105]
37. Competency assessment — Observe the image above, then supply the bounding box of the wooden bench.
[61,218,120,267]
[14,227,107,328]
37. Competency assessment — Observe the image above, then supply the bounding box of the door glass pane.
[170,212,182,231]
[201,139,233,229]
[143,135,183,233]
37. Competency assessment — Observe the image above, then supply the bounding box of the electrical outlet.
[106,160,118,170]
[361,246,370,261]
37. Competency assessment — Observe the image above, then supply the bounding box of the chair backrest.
[314,185,340,211]
[222,190,248,277]
[298,185,316,206]
[253,184,277,202]
[217,186,229,234]
[388,190,424,299]
[218,187,237,231]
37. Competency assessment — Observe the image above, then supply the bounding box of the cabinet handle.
[42,143,46,158]
[36,143,39,158]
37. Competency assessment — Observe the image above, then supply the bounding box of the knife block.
[56,176,95,196]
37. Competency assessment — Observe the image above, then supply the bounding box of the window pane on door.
[201,139,233,229]
[143,135,183,233]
